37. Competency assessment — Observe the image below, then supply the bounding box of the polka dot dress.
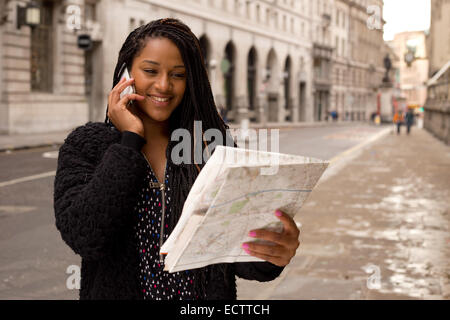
[134,160,196,300]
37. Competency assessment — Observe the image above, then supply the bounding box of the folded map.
[161,145,329,272]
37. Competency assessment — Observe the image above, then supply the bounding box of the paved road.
[0,123,388,299]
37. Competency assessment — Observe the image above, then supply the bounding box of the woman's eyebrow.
[142,60,185,68]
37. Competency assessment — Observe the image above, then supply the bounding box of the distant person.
[331,110,338,122]
[405,109,415,135]
[393,110,403,135]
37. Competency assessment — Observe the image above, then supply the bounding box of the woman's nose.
[155,74,170,91]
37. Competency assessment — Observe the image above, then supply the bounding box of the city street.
[2,123,449,300]
[0,123,385,299]
[0,0,449,305]
[238,125,450,300]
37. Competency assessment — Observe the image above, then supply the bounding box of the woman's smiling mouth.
[147,95,172,105]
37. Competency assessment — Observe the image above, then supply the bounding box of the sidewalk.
[0,130,71,153]
[237,127,450,300]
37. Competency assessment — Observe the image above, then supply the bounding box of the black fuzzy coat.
[53,122,284,300]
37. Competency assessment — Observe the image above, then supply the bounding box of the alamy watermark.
[66,5,81,31]
[366,5,382,30]
[66,264,80,290]
[170,121,280,175]
[363,264,381,290]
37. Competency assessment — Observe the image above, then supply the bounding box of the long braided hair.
[105,18,233,299]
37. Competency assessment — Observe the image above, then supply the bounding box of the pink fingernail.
[242,243,249,249]
[249,231,257,237]
[243,248,251,255]
[275,210,282,217]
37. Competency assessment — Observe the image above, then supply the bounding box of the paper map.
[161,146,329,272]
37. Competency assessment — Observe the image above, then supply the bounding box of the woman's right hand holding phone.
[107,77,146,137]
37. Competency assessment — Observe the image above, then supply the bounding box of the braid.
[106,18,233,299]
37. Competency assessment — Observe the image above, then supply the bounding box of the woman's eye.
[172,73,185,78]
[144,69,157,74]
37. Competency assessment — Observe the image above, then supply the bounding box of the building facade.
[424,0,450,144]
[0,0,90,134]
[0,0,387,134]
[427,0,450,74]
[95,0,316,126]
[389,31,429,109]
[330,0,385,122]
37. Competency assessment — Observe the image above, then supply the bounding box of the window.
[85,1,96,21]
[129,18,136,32]
[335,36,339,54]
[256,4,260,22]
[246,1,250,19]
[31,0,53,92]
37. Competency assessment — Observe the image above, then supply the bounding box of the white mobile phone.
[118,63,136,100]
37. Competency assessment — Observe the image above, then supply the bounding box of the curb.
[0,142,64,153]
[318,126,393,184]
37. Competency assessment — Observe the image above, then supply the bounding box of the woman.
[54,18,300,300]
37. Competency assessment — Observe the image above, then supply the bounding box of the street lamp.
[17,1,41,30]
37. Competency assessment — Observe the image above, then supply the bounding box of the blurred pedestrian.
[405,108,415,135]
[393,110,403,135]
[331,110,338,122]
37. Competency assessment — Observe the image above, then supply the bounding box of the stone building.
[0,0,90,134]
[309,0,333,122]
[141,0,386,124]
[88,0,318,128]
[330,0,385,122]
[427,0,450,73]
[0,0,388,135]
[424,0,450,144]
[389,31,429,109]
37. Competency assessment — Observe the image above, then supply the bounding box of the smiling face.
[130,37,186,124]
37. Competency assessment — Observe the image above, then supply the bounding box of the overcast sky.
[383,0,431,41]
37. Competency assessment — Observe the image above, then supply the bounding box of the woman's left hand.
[242,209,300,267]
